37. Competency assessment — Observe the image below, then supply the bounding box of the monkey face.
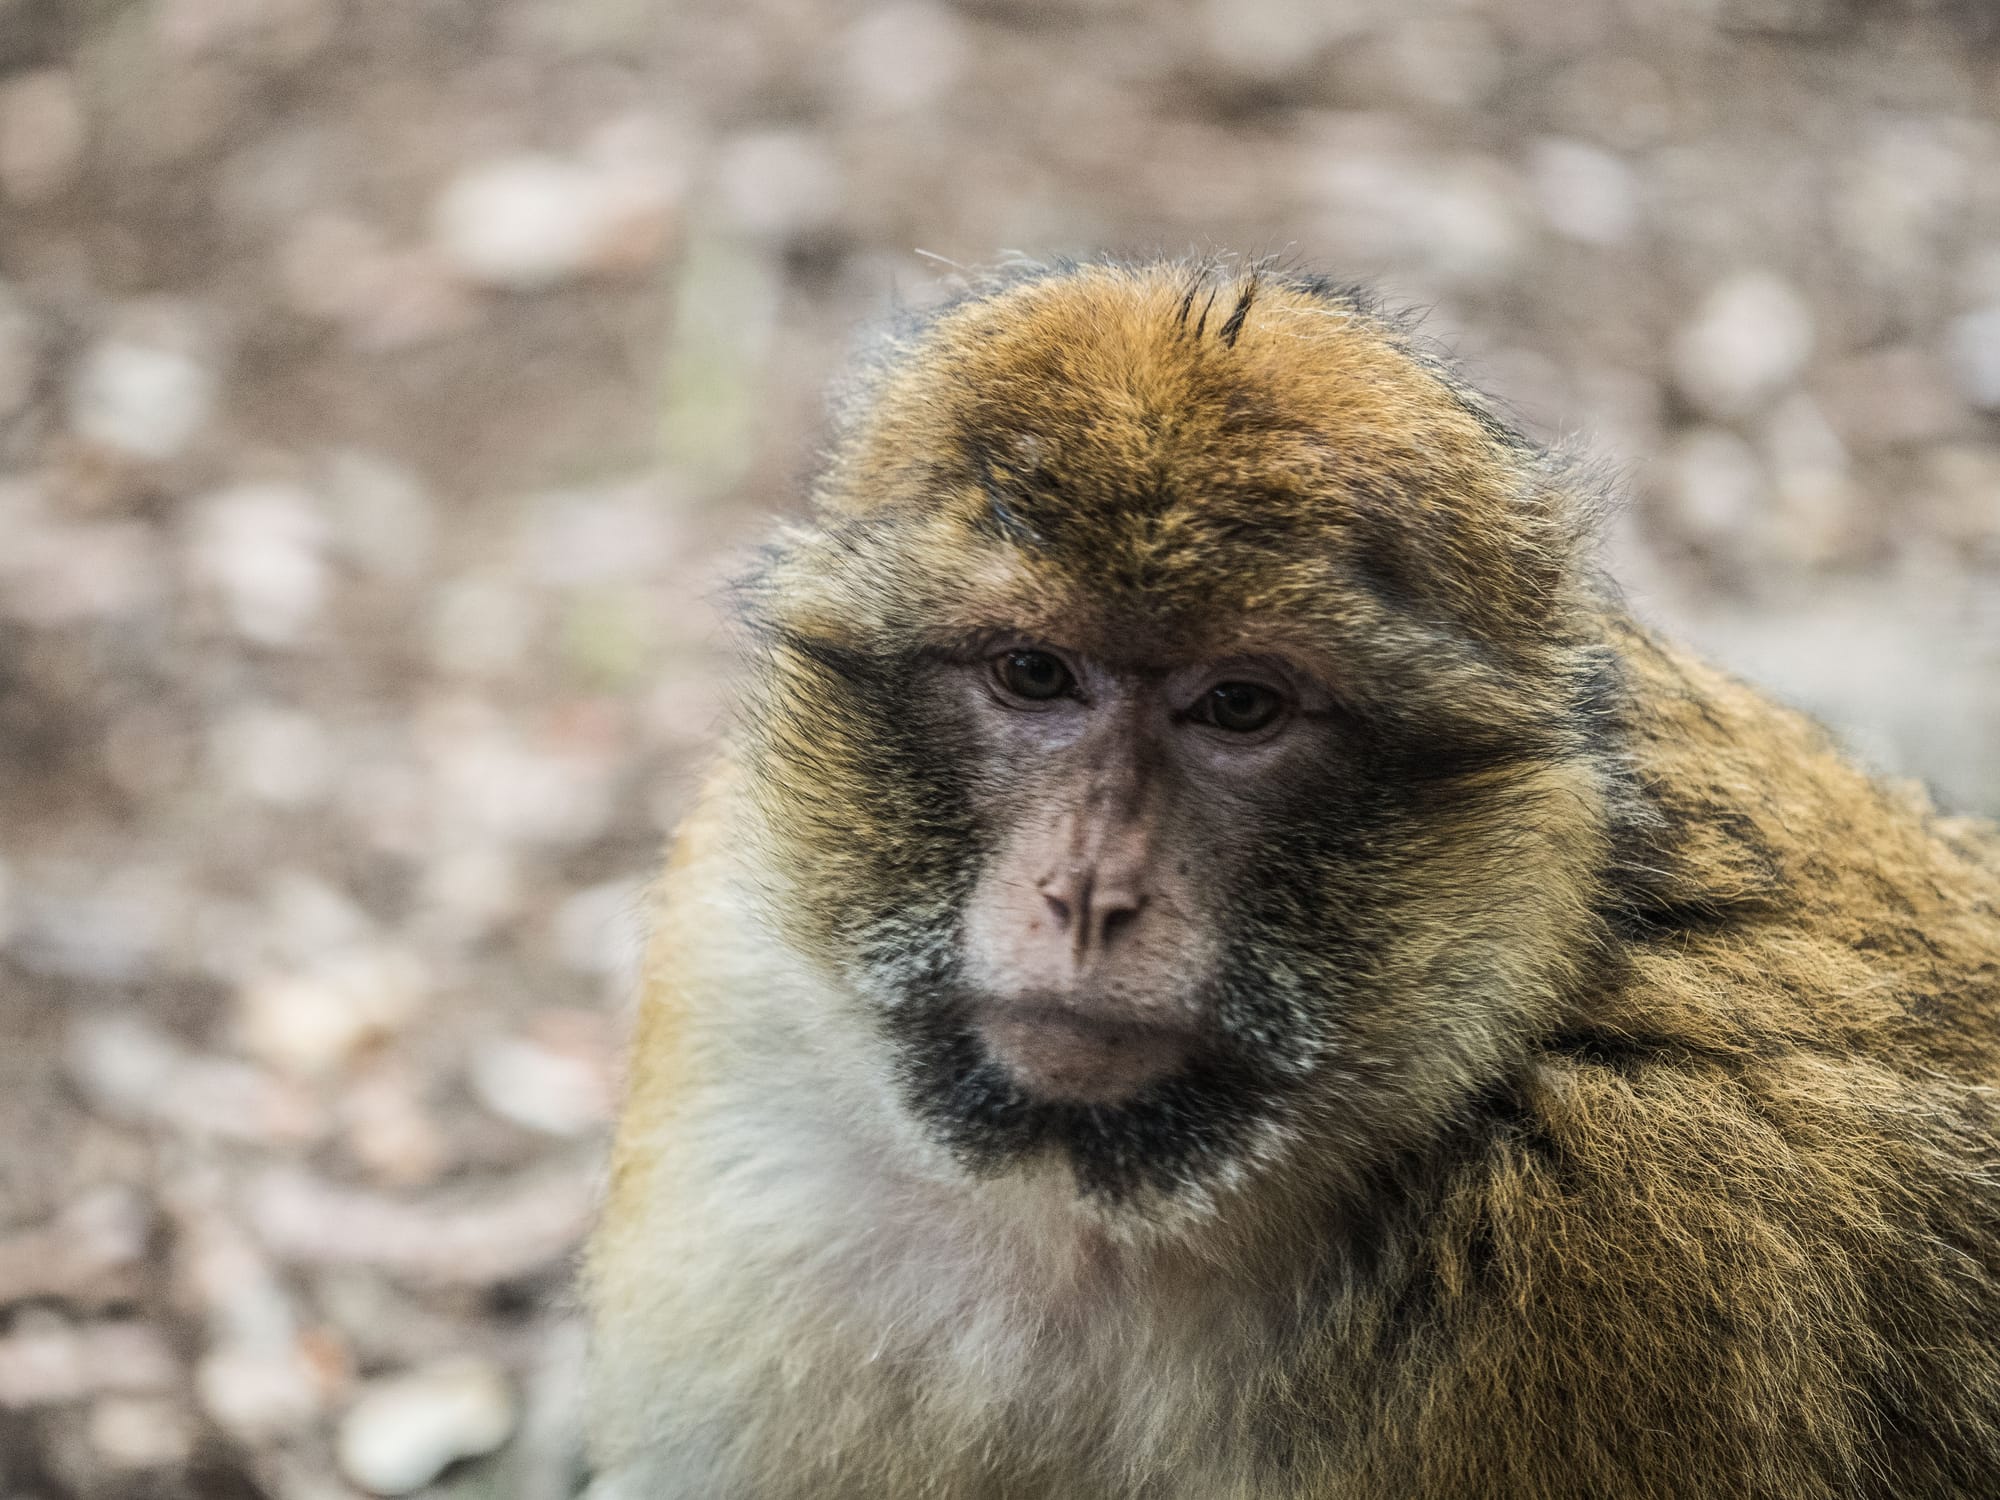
[742,263,1615,1213]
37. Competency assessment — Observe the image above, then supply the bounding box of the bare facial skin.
[956,642,1335,1105]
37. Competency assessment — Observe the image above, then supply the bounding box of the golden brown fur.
[584,259,2000,1498]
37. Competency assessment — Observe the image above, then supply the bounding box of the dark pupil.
[1003,651,1069,699]
[1211,682,1276,731]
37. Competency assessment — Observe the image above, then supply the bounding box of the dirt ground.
[1,0,1997,1495]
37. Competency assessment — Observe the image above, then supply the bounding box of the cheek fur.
[754,642,987,992]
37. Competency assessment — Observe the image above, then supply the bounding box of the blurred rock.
[87,1396,195,1470]
[246,1162,595,1285]
[176,1187,345,1443]
[15,863,189,984]
[517,477,681,588]
[0,1187,152,1307]
[431,150,677,292]
[233,947,427,1078]
[713,131,843,241]
[279,214,478,350]
[67,336,217,464]
[428,574,539,680]
[415,699,616,850]
[1761,394,1861,566]
[67,1013,324,1144]
[1550,54,1673,152]
[843,2,971,115]
[1834,117,1970,300]
[1529,138,1638,248]
[1659,425,1768,546]
[1416,159,1528,287]
[195,1344,329,1444]
[211,704,334,806]
[414,843,525,942]
[338,1063,451,1188]
[1200,0,1365,83]
[1947,305,2000,413]
[186,481,330,646]
[1671,271,1815,419]
[0,67,87,202]
[322,449,436,582]
[0,1314,179,1411]
[470,1028,613,1139]
[0,518,163,626]
[335,1358,516,1496]
[1380,14,1503,113]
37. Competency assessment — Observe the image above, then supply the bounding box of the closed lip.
[970,999,1208,1104]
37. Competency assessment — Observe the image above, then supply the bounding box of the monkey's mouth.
[885,983,1290,1204]
[971,1002,1204,1106]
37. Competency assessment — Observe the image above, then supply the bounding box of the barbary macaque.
[583,259,2000,1499]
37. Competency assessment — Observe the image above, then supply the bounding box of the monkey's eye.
[1200,681,1284,734]
[993,649,1074,702]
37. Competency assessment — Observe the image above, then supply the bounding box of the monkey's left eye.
[993,649,1074,702]
[1199,682,1285,734]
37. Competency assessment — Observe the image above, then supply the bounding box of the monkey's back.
[1352,622,2000,1498]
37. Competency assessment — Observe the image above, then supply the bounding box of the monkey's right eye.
[993,649,1074,702]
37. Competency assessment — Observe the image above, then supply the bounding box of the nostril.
[1099,900,1143,946]
[1042,891,1073,930]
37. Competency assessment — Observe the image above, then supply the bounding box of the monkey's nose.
[1038,869,1147,963]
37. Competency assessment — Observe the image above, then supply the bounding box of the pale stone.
[186,481,329,645]
[427,575,537,679]
[713,131,842,239]
[89,1396,195,1469]
[234,947,426,1078]
[323,449,436,580]
[1762,394,1861,565]
[433,154,605,289]
[516,478,679,587]
[1671,271,1815,418]
[1201,0,1368,79]
[470,1033,611,1138]
[1661,426,1768,543]
[68,339,217,462]
[432,150,674,291]
[336,1358,517,1495]
[196,1344,326,1442]
[1530,137,1639,247]
[212,704,333,806]
[281,214,478,349]
[843,2,971,114]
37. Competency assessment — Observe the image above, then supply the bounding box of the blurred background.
[1,0,1997,1494]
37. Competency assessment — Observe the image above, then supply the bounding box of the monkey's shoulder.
[1604,627,2000,1058]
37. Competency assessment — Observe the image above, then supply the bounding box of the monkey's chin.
[973,1004,1200,1106]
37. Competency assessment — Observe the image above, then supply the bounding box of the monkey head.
[740,262,1619,1216]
